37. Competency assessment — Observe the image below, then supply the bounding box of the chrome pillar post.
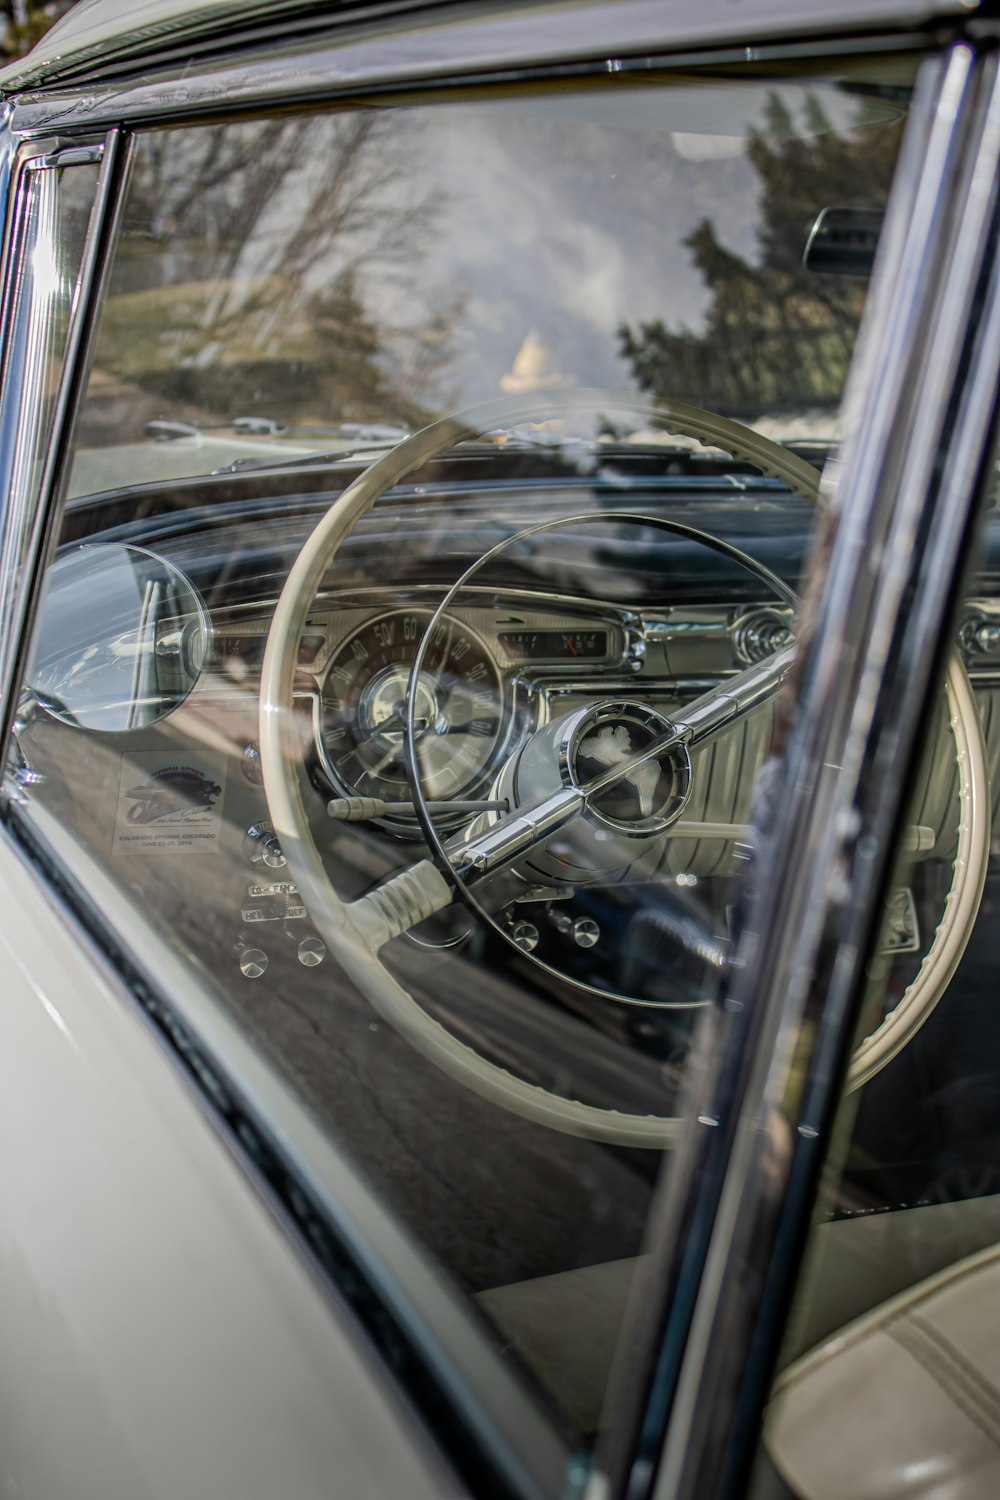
[0,128,128,766]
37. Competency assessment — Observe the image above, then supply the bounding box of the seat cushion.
[766,1241,1000,1499]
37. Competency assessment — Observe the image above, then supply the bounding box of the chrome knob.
[972,622,1000,654]
[244,821,286,868]
[297,935,326,967]
[242,742,263,785]
[572,917,600,949]
[260,835,285,869]
[959,614,1000,661]
[237,946,268,980]
[509,920,540,953]
[735,610,793,664]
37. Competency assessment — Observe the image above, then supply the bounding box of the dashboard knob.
[242,741,263,785]
[959,614,1000,661]
[572,917,600,949]
[237,946,268,980]
[260,836,285,869]
[508,919,540,953]
[244,821,286,868]
[972,621,1000,654]
[297,935,326,967]
[735,610,794,664]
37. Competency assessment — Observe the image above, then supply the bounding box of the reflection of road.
[23,706,662,1310]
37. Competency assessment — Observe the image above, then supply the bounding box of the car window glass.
[0,155,99,686]
[752,556,1000,1496]
[5,77,911,1466]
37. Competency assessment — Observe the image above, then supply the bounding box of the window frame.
[0,129,119,732]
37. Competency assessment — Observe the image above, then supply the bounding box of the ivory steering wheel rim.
[259,390,989,1145]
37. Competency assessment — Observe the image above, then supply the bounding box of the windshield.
[70,77,905,497]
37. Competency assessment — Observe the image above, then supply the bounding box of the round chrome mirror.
[28,544,208,733]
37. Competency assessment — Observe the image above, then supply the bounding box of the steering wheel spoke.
[348,858,454,952]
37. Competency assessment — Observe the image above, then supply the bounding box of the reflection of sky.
[76,76,900,481]
[363,96,756,402]
[356,84,896,404]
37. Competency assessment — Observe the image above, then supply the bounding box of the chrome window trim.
[0,0,974,96]
[2,12,947,140]
[2,162,61,528]
[588,40,1000,1500]
[0,131,65,459]
[0,149,104,683]
[0,126,126,747]
[0,104,26,374]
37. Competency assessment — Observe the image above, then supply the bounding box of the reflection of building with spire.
[500,330,575,392]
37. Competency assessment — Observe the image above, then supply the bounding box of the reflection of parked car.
[2,3,1000,1499]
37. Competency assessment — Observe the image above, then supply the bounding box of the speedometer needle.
[365,744,402,778]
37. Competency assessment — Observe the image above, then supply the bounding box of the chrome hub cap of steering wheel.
[482,699,693,888]
[564,702,692,834]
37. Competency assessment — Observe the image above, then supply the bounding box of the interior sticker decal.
[113,752,226,854]
[880,887,921,955]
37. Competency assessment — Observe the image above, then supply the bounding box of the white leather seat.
[766,1241,1000,1499]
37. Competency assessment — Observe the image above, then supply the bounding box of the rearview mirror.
[803,206,883,277]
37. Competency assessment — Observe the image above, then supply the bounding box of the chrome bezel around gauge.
[562,701,692,836]
[315,606,510,834]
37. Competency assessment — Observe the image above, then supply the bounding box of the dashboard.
[195,584,798,893]
[212,592,642,834]
[20,455,821,1100]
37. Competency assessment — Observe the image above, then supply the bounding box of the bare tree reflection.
[84,112,464,438]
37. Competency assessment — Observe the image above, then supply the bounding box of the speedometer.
[319,608,505,822]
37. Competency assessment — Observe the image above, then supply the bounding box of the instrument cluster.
[211,591,639,834]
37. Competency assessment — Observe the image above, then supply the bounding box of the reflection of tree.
[619,96,902,416]
[91,112,463,428]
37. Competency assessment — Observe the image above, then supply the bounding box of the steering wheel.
[259,391,989,1146]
